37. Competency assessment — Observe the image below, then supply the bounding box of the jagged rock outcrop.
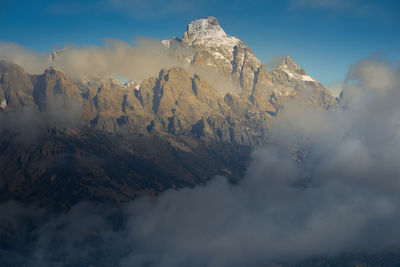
[0,60,35,111]
[31,67,82,112]
[138,67,228,138]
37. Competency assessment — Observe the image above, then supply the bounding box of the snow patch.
[212,51,230,62]
[274,88,294,97]
[286,71,295,79]
[0,99,7,109]
[280,65,295,79]
[279,64,316,82]
[301,75,315,82]
[161,40,171,48]
[125,80,141,91]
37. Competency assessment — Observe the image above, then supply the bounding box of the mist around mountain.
[1,17,400,266]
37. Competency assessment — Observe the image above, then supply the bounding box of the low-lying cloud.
[0,38,192,82]
[1,54,400,266]
[118,55,400,265]
[0,95,83,145]
[0,41,48,74]
[0,38,239,94]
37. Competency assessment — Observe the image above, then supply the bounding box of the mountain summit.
[182,17,239,47]
[174,17,262,96]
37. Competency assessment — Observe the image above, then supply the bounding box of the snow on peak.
[277,56,300,70]
[183,17,240,48]
[300,75,315,82]
[275,56,316,83]
[186,17,225,39]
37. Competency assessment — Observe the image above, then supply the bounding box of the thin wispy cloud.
[106,0,203,18]
[44,2,99,15]
[44,0,211,19]
[289,0,373,14]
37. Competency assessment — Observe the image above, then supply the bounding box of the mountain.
[164,17,335,108]
[2,17,399,267]
[0,17,335,208]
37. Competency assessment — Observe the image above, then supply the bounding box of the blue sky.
[0,0,399,86]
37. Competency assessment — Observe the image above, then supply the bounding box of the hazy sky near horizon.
[0,0,399,86]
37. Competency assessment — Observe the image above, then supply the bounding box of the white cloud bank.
[115,57,400,266]
[0,55,398,266]
[0,38,191,82]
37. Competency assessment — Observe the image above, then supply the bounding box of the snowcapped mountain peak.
[177,17,262,94]
[278,56,301,70]
[276,56,308,77]
[268,56,320,85]
[182,17,240,48]
[186,17,225,40]
[281,56,296,66]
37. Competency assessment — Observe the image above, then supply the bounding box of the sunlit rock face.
[0,60,35,111]
[269,56,336,108]
[179,16,263,96]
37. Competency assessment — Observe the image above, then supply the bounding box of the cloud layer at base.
[1,56,400,266]
[119,56,400,265]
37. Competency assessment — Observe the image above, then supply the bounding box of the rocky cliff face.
[31,67,82,112]
[269,56,335,108]
[179,17,262,96]
[0,60,35,111]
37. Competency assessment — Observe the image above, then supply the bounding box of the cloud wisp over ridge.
[0,38,189,82]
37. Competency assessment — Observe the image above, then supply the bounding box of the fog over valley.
[0,1,399,266]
